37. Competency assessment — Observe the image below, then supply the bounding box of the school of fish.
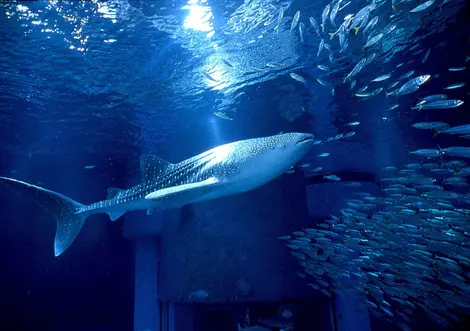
[277,0,469,330]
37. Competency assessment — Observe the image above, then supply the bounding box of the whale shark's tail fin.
[0,177,88,256]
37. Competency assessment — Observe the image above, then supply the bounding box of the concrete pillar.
[124,216,163,331]
[161,302,176,331]
[134,237,160,331]
[306,183,373,331]
[334,291,371,331]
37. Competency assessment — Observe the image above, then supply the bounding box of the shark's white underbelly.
[81,198,153,215]
[189,180,259,204]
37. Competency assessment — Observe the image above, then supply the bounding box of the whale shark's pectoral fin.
[140,154,174,182]
[144,177,220,206]
[106,188,125,221]
[107,211,125,221]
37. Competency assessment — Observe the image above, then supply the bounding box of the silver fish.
[383,24,396,35]
[410,0,434,13]
[398,71,415,80]
[448,67,465,71]
[324,43,332,52]
[364,33,383,49]
[421,94,447,102]
[344,57,367,82]
[317,77,331,86]
[440,125,470,135]
[290,73,306,84]
[444,82,465,90]
[318,65,330,72]
[350,80,357,90]
[321,4,331,32]
[363,16,378,37]
[309,17,321,36]
[388,81,399,90]
[290,10,300,34]
[275,7,284,31]
[372,74,391,82]
[356,87,383,98]
[299,22,305,42]
[413,100,463,110]
[412,122,449,130]
[189,289,209,300]
[350,5,371,34]
[365,53,376,65]
[330,1,341,27]
[347,121,360,126]
[422,48,431,64]
[317,39,325,57]
[324,175,341,181]
[409,149,443,158]
[340,36,349,53]
[442,147,470,158]
[214,112,233,121]
[397,75,430,96]
[339,1,351,11]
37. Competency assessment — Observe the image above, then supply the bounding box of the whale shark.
[0,132,313,256]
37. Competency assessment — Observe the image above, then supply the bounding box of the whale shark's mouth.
[296,135,314,144]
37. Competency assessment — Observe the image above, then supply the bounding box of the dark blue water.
[1,1,470,330]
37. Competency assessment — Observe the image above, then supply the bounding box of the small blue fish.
[397,75,430,95]
[324,175,341,181]
[410,0,434,13]
[344,182,362,187]
[421,94,447,102]
[290,10,300,34]
[347,121,360,126]
[371,74,391,82]
[444,82,465,90]
[413,100,463,110]
[448,67,465,71]
[189,289,209,300]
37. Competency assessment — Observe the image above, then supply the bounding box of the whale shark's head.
[253,132,315,166]
[217,132,314,190]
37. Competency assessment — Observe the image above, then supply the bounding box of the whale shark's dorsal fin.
[140,154,173,182]
[107,211,125,221]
